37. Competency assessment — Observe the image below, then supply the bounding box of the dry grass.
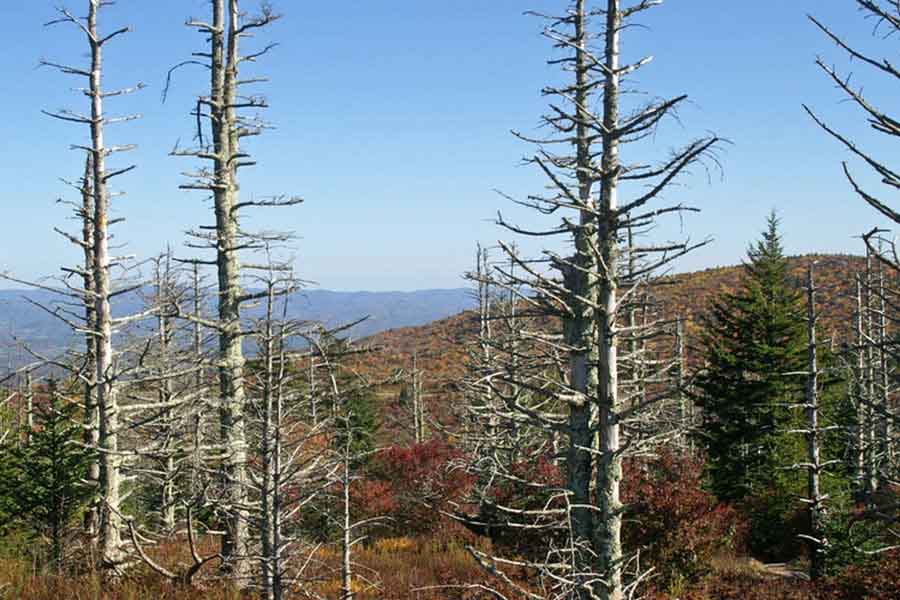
[0,534,515,600]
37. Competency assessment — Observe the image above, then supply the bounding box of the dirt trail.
[763,563,810,581]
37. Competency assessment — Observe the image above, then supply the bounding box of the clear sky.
[0,1,894,291]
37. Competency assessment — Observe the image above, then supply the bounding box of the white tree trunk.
[804,264,825,579]
[86,0,124,570]
[595,2,624,598]
[210,0,250,578]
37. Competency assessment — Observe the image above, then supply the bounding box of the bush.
[819,507,883,575]
[818,548,900,600]
[623,450,746,592]
[741,483,807,561]
[362,439,475,537]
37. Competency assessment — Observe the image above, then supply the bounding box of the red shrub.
[624,449,746,589]
[817,548,900,600]
[363,439,475,536]
[480,453,567,559]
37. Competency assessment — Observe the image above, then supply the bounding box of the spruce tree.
[5,379,94,571]
[694,213,806,503]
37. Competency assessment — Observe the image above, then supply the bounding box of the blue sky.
[0,1,894,290]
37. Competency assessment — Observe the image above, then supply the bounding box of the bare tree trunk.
[260,283,276,600]
[565,3,599,593]
[84,0,124,569]
[875,255,892,487]
[23,372,33,445]
[209,0,249,578]
[804,264,825,580]
[272,317,286,600]
[341,447,354,600]
[854,276,868,500]
[80,154,100,539]
[594,3,623,598]
[156,255,177,531]
[191,263,205,497]
[412,350,425,444]
[864,254,878,496]
[676,319,689,443]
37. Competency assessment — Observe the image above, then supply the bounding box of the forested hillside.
[355,253,867,391]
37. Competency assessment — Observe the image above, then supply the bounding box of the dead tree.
[806,3,900,492]
[172,0,302,580]
[460,2,721,598]
[302,324,388,600]
[797,263,829,580]
[843,248,900,503]
[39,0,146,572]
[154,253,179,530]
[127,251,208,533]
[404,350,427,445]
[244,264,335,600]
[77,155,101,539]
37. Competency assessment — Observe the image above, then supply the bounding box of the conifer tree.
[6,380,94,572]
[694,213,806,502]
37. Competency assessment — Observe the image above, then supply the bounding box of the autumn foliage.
[359,439,475,537]
[624,450,746,590]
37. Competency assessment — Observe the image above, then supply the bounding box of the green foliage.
[0,380,94,571]
[337,386,381,459]
[0,449,20,538]
[694,212,807,503]
[818,484,899,577]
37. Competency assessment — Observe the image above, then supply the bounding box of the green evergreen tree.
[337,387,380,459]
[694,213,806,503]
[0,425,20,539]
[3,379,94,571]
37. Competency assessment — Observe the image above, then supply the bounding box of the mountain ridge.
[0,287,475,370]
[0,254,869,376]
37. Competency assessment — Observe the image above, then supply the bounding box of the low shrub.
[818,548,900,600]
[624,449,746,591]
[361,439,475,538]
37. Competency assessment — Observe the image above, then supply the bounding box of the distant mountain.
[0,254,869,376]
[0,287,476,369]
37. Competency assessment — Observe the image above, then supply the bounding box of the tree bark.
[210,0,250,579]
[595,2,624,598]
[565,4,600,594]
[804,264,825,580]
[86,0,124,571]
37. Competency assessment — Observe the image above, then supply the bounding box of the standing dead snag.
[801,263,827,579]
[243,261,334,600]
[41,0,143,573]
[461,1,720,598]
[173,0,301,581]
[78,155,101,540]
[844,248,900,501]
[404,349,428,444]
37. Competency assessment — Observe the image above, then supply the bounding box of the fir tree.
[5,379,94,571]
[338,387,380,460]
[694,213,806,503]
